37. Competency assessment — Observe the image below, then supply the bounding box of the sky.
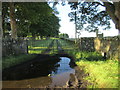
[53,3,119,38]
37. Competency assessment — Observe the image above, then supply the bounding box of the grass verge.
[68,50,119,88]
[2,54,36,69]
[76,59,118,88]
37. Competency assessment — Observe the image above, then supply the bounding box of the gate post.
[26,40,28,54]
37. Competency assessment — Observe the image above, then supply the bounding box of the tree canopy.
[67,1,120,33]
[52,0,120,35]
[2,2,60,39]
[59,33,69,38]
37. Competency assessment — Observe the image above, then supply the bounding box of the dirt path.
[42,39,54,54]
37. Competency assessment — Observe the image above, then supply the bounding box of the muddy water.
[2,57,76,88]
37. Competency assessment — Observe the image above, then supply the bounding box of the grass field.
[58,39,77,51]
[28,39,53,54]
[49,39,58,54]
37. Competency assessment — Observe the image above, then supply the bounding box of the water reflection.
[50,57,75,87]
[52,57,75,75]
[2,57,75,88]
[2,56,60,80]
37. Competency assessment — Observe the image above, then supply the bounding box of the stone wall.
[2,38,28,57]
[78,37,95,52]
[94,37,120,60]
[77,36,120,60]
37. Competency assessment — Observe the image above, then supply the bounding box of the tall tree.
[9,2,17,39]
[59,33,69,38]
[2,2,60,38]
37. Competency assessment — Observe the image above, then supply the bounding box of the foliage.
[2,2,60,38]
[59,33,69,38]
[68,2,111,32]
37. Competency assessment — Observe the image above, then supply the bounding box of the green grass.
[2,38,54,69]
[67,50,118,88]
[58,39,118,88]
[58,39,77,51]
[49,39,59,55]
[2,54,36,69]
[28,39,53,54]
[76,60,118,88]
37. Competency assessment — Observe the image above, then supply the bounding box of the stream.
[2,56,78,88]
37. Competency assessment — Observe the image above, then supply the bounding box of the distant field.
[28,39,53,54]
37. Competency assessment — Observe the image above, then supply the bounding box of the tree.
[2,2,60,39]
[26,3,60,39]
[9,2,17,39]
[68,1,120,33]
[59,33,69,38]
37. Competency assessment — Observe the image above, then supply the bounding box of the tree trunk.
[0,2,2,38]
[9,2,17,39]
[2,6,5,38]
[114,2,120,33]
[104,2,120,34]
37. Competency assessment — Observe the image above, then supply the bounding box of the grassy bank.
[68,50,119,88]
[76,59,118,88]
[2,54,36,69]
[59,39,119,88]
[2,38,54,69]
